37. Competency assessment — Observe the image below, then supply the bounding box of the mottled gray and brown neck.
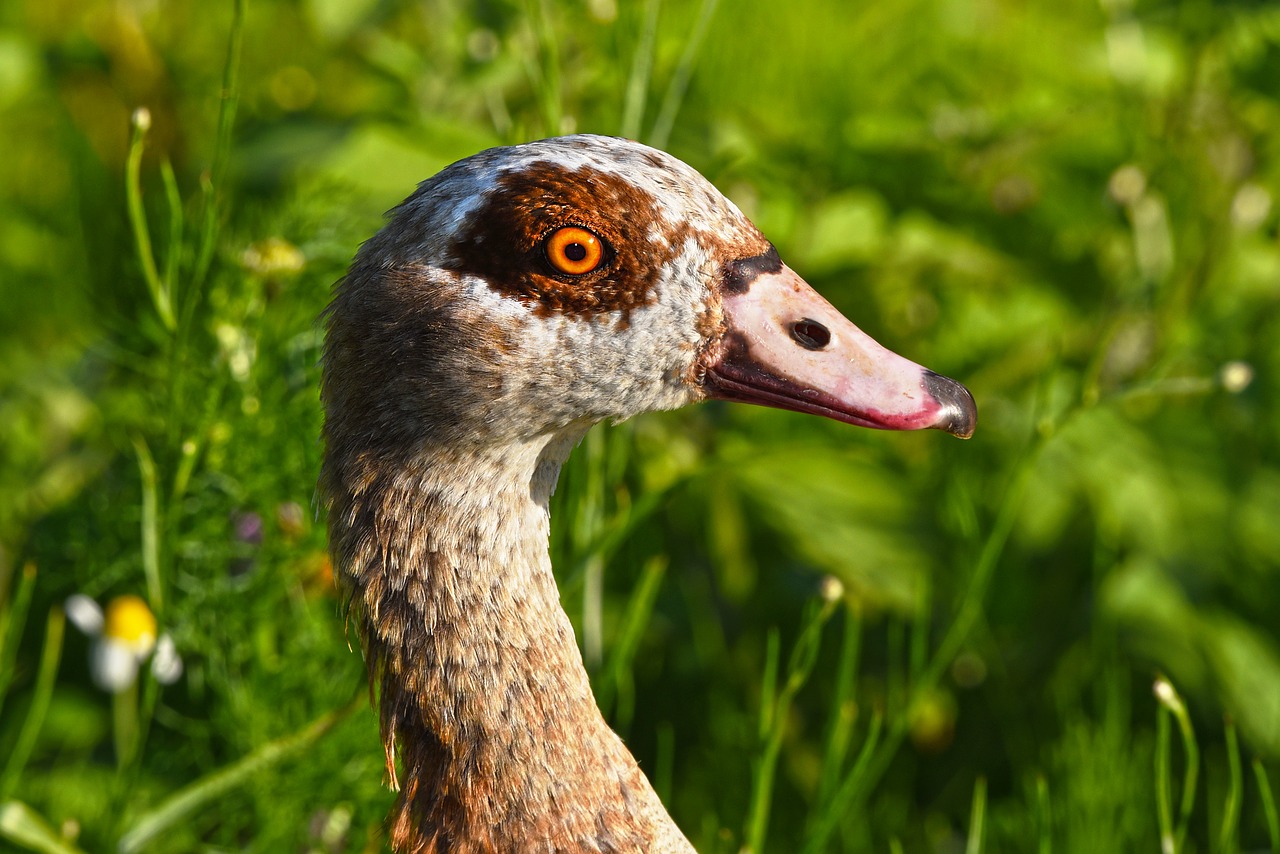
[326,432,693,854]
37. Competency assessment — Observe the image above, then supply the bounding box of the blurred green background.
[2,0,1279,851]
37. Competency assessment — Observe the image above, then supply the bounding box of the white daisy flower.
[65,594,183,693]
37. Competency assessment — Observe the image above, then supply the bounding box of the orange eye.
[545,226,605,276]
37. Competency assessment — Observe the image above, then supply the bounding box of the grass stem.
[0,801,84,854]
[746,596,838,852]
[0,562,37,722]
[596,556,668,727]
[621,0,661,139]
[132,436,164,614]
[528,0,562,136]
[194,0,246,287]
[1156,702,1175,853]
[650,0,718,149]
[966,776,988,854]
[117,693,364,853]
[0,607,65,799]
[1172,688,1199,851]
[1219,719,1241,854]
[1254,759,1279,854]
[814,603,861,816]
[1035,774,1052,854]
[1154,676,1197,854]
[801,711,884,854]
[112,680,140,771]
[125,109,175,332]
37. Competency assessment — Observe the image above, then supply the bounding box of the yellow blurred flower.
[908,687,957,754]
[241,237,305,277]
[65,594,183,693]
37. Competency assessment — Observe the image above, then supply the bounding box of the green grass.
[2,0,1280,851]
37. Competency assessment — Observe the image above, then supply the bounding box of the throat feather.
[325,437,692,853]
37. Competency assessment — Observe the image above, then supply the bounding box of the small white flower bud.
[1219,361,1253,394]
[1153,677,1185,715]
[820,576,845,603]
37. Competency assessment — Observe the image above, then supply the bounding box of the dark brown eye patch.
[446,162,726,318]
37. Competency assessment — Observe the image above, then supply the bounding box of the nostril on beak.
[790,318,831,351]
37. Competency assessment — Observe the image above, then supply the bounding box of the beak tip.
[923,371,978,439]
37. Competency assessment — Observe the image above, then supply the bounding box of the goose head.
[321,134,975,853]
[324,134,974,469]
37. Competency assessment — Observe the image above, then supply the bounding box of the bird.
[320,134,975,854]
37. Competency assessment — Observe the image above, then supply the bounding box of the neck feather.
[325,428,693,854]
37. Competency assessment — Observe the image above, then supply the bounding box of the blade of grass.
[160,158,183,295]
[208,0,244,205]
[813,360,1058,826]
[1156,694,1175,854]
[0,607,66,799]
[1171,686,1199,851]
[746,594,839,853]
[563,447,755,598]
[1035,774,1052,854]
[171,383,223,504]
[620,0,661,139]
[757,628,780,742]
[1254,759,1279,854]
[813,601,861,816]
[112,680,140,771]
[117,693,364,853]
[563,472,682,593]
[966,776,988,854]
[1219,719,1241,854]
[801,710,884,854]
[595,556,668,722]
[159,153,194,453]
[109,659,167,835]
[654,722,675,806]
[0,801,85,854]
[921,453,1033,698]
[125,108,175,332]
[852,442,1039,811]
[132,436,163,614]
[1154,676,1197,854]
[193,0,246,289]
[649,0,719,149]
[0,562,37,719]
[745,627,780,854]
[527,0,562,136]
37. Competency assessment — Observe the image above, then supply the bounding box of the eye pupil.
[546,226,605,275]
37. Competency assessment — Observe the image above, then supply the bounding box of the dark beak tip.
[923,370,978,439]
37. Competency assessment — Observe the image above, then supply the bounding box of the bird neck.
[327,429,693,853]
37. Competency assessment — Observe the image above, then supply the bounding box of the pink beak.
[702,257,976,439]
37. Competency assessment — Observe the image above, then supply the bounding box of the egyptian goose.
[320,135,975,853]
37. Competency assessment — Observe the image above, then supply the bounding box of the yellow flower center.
[103,595,158,654]
[241,237,305,276]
